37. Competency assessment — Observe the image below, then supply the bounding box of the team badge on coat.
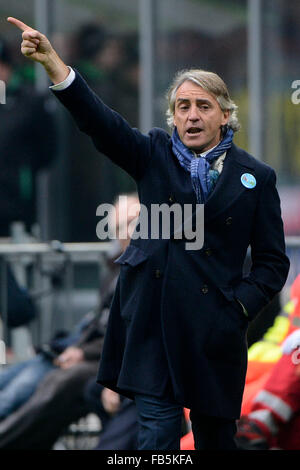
[241,173,256,189]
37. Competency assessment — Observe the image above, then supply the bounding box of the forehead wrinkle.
[176,92,216,103]
[175,82,217,101]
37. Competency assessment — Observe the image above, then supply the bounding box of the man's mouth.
[186,127,203,135]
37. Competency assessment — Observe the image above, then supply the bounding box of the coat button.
[155,269,162,279]
[168,194,175,203]
[201,285,209,294]
[225,217,233,225]
[205,248,213,256]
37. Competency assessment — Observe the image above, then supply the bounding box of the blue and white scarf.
[171,126,234,203]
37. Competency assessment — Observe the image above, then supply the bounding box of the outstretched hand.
[7,17,53,64]
[7,16,70,84]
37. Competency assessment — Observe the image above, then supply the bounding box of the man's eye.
[200,105,209,110]
[180,106,189,110]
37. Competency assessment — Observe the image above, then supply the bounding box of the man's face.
[173,80,229,153]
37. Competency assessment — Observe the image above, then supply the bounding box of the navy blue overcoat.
[52,71,289,419]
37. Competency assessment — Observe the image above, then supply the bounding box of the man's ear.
[173,116,177,127]
[221,110,230,126]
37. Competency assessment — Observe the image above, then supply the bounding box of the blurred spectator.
[236,329,300,450]
[0,309,96,422]
[0,352,53,421]
[235,275,300,450]
[83,379,138,450]
[73,23,123,89]
[64,24,138,242]
[0,36,57,237]
[0,193,139,449]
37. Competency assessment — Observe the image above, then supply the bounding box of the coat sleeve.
[234,168,290,321]
[51,69,152,181]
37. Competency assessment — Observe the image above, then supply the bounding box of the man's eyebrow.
[176,98,212,105]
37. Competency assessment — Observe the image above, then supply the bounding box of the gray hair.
[166,69,240,132]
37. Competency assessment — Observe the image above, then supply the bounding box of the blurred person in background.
[235,274,300,450]
[0,193,140,449]
[83,376,138,450]
[63,23,138,242]
[236,328,300,450]
[72,23,139,122]
[73,23,122,91]
[0,36,57,237]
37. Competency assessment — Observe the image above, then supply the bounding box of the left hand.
[101,388,121,414]
[54,346,84,369]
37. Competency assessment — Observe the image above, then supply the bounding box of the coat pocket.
[205,285,248,364]
[114,244,149,267]
[115,245,149,324]
[218,285,235,302]
[218,285,249,325]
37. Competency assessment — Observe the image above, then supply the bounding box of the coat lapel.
[166,139,257,226]
[204,143,256,224]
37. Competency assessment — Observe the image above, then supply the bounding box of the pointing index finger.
[7,17,34,32]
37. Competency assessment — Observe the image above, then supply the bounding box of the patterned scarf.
[171,126,234,203]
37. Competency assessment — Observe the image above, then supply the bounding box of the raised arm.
[7,17,153,181]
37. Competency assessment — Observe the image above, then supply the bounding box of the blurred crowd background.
[0,0,299,344]
[0,0,299,354]
[1,0,300,244]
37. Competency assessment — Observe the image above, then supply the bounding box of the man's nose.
[188,106,200,121]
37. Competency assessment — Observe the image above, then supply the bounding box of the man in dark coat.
[8,17,290,450]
